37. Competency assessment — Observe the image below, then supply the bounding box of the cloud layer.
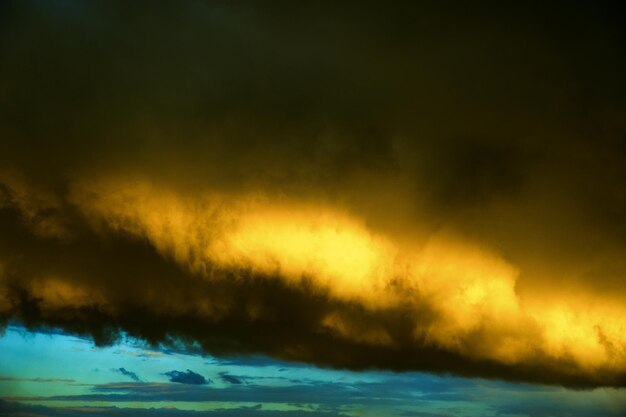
[1,1,626,387]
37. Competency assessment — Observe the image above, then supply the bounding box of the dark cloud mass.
[1,0,626,387]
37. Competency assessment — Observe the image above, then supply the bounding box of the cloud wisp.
[0,376,75,383]
[112,368,141,382]
[219,372,243,385]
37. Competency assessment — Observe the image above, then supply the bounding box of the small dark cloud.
[164,369,210,385]
[218,372,242,385]
[113,368,140,382]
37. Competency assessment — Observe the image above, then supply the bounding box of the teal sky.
[1,326,625,417]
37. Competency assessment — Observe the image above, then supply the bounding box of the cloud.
[6,376,626,416]
[164,370,209,385]
[0,376,74,383]
[218,372,243,385]
[0,399,350,417]
[206,355,303,369]
[112,368,140,382]
[4,380,428,406]
[1,0,626,388]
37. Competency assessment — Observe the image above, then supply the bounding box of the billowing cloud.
[1,1,626,388]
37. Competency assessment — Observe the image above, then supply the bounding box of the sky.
[2,325,626,417]
[1,0,626,415]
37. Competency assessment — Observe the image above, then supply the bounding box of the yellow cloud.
[64,177,626,380]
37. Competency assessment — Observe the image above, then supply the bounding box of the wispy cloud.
[0,399,350,417]
[4,379,450,407]
[5,374,626,417]
[111,368,140,382]
[218,372,243,385]
[0,376,75,383]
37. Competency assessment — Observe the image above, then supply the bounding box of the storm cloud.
[1,0,626,387]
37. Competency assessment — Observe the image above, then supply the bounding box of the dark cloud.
[164,370,209,385]
[218,372,243,385]
[0,376,74,383]
[113,368,140,382]
[0,0,626,388]
[495,398,626,417]
[400,412,452,417]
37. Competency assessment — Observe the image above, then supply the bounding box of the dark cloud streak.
[0,399,349,417]
[113,368,140,382]
[219,372,243,385]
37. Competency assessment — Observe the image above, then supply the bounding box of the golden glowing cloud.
[2,0,626,391]
[62,177,626,381]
